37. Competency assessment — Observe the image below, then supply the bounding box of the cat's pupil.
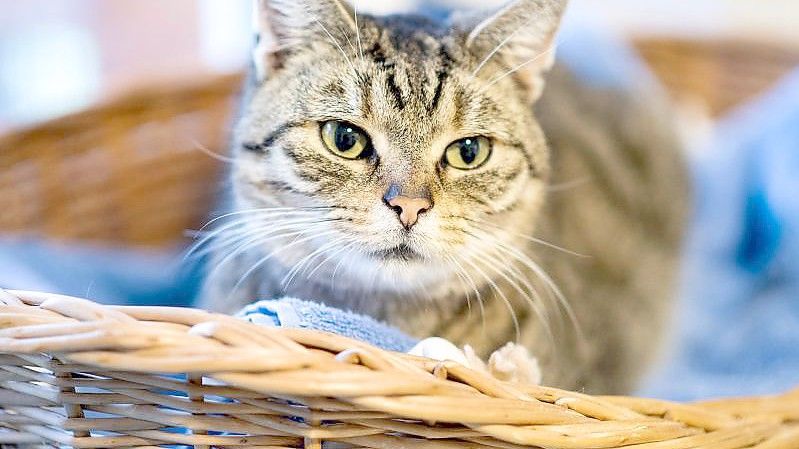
[335,126,358,151]
[460,139,479,164]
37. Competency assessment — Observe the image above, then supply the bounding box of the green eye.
[444,136,491,170]
[321,121,372,159]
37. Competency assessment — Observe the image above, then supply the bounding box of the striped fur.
[199,0,689,394]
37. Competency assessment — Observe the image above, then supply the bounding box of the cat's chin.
[369,243,422,262]
[321,244,450,295]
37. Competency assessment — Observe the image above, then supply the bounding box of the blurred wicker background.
[0,38,798,248]
[636,38,799,116]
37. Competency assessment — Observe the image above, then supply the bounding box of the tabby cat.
[199,0,689,394]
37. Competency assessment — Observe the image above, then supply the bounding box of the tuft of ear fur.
[252,0,357,81]
[457,0,568,102]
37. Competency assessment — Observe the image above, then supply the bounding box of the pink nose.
[383,184,432,229]
[386,195,432,228]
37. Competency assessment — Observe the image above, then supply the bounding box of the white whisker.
[353,1,364,61]
[281,237,346,289]
[460,250,521,342]
[305,238,355,281]
[492,238,583,343]
[331,241,360,292]
[480,44,558,92]
[471,237,556,345]
[313,18,357,75]
[447,254,487,340]
[195,206,333,234]
[461,215,588,258]
[191,138,238,164]
[226,228,341,301]
[445,255,475,321]
[471,17,534,77]
[186,215,337,262]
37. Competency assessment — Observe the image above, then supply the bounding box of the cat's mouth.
[371,243,421,261]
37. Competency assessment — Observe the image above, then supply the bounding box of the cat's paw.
[409,338,541,385]
[486,342,542,385]
[408,337,470,366]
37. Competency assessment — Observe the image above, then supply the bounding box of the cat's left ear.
[252,0,356,81]
[455,0,568,103]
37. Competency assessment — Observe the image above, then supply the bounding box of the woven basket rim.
[1,288,797,448]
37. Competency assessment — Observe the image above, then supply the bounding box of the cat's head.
[230,0,567,296]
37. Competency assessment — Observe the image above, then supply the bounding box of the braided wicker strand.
[0,289,797,449]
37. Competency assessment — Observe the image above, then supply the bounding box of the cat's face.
[230,0,566,296]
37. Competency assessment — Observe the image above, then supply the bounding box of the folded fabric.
[237,297,418,352]
[237,298,543,384]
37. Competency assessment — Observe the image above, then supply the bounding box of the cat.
[198,0,689,394]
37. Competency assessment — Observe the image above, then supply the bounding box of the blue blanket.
[238,297,417,352]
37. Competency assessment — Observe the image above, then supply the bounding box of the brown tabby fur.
[199,0,689,394]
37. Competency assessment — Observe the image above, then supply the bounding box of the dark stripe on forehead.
[429,47,455,112]
[430,71,447,112]
[452,87,466,129]
[385,72,406,110]
[366,41,407,111]
[367,41,388,65]
[321,80,346,98]
[358,74,373,118]
[430,70,449,111]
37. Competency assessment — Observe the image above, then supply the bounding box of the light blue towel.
[237,297,418,352]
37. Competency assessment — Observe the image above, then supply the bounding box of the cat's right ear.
[252,0,357,81]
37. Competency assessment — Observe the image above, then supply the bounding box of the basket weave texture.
[1,289,797,449]
[0,73,243,248]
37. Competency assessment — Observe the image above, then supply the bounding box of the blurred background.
[2,0,799,130]
[1,0,798,401]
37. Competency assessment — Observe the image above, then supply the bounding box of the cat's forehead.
[368,14,450,55]
[301,17,509,140]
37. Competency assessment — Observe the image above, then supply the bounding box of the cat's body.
[199,0,689,394]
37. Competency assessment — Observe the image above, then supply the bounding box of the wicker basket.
[636,38,799,117]
[0,73,243,248]
[1,39,799,448]
[1,289,797,448]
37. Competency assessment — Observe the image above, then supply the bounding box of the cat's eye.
[321,121,373,159]
[444,136,491,170]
